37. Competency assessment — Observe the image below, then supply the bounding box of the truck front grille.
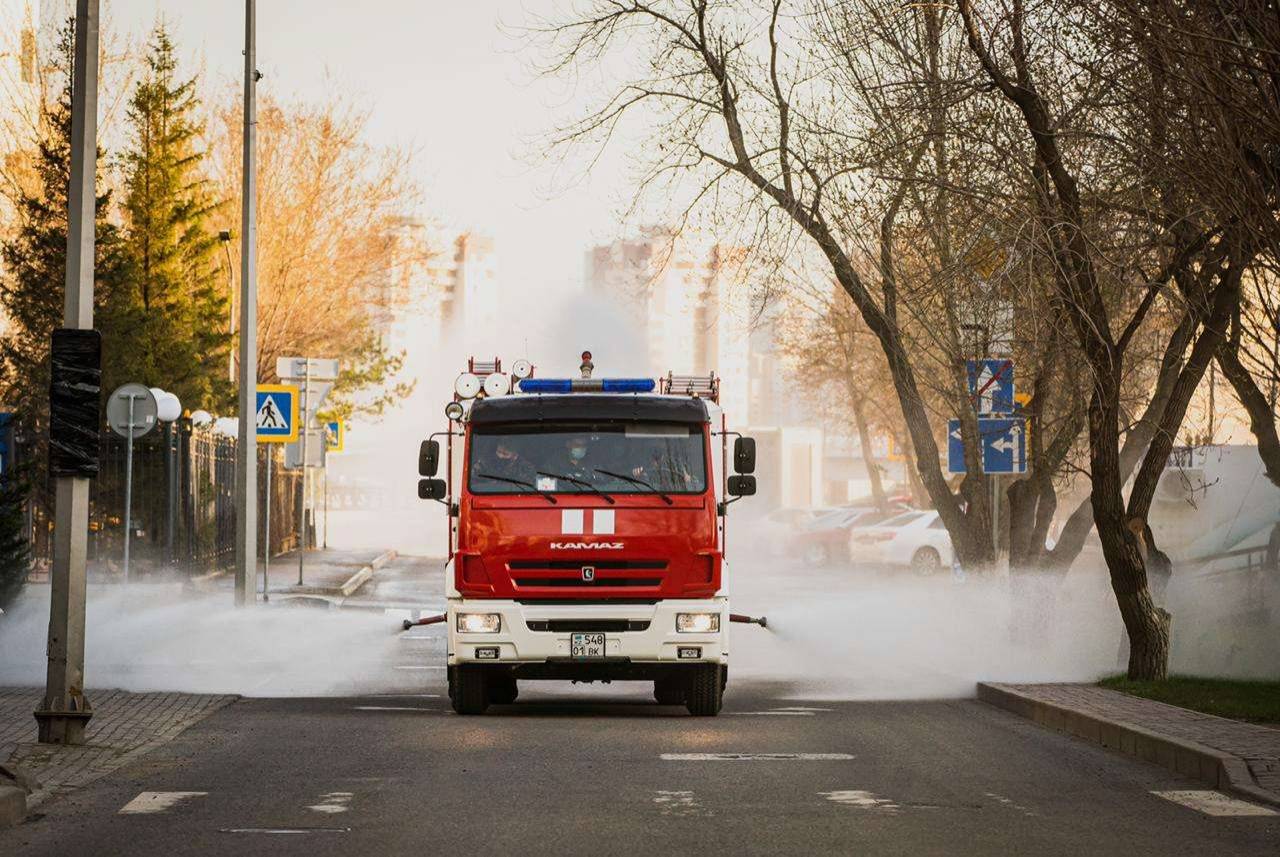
[513,577,662,588]
[525,619,651,632]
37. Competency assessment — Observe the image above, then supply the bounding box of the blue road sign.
[948,417,1027,475]
[967,358,1015,415]
[255,385,298,442]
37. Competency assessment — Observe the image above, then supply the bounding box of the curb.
[0,785,24,829]
[283,549,397,598]
[977,682,1280,809]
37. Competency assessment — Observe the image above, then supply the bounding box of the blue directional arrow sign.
[967,358,1015,415]
[948,417,1027,475]
[255,385,298,443]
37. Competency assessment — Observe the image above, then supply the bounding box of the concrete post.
[234,0,259,606]
[36,0,98,745]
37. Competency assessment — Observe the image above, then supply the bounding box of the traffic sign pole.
[263,450,271,602]
[298,361,310,585]
[123,395,135,582]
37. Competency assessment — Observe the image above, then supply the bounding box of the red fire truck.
[416,354,758,715]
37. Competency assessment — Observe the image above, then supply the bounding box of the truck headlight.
[676,612,720,633]
[456,613,501,634]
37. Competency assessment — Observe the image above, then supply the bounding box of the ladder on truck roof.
[660,371,719,402]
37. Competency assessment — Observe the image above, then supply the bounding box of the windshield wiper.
[536,471,615,504]
[473,472,557,504]
[593,468,673,505]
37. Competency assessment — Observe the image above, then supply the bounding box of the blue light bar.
[600,378,656,393]
[517,378,572,393]
[516,378,656,394]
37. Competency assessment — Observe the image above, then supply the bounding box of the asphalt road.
[4,681,1278,855]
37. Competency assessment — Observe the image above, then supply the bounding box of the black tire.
[489,676,518,705]
[654,677,684,706]
[685,665,723,716]
[450,666,489,715]
[911,547,942,576]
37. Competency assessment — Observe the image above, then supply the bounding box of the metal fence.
[30,423,302,576]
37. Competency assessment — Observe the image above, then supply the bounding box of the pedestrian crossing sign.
[255,385,298,442]
[324,420,344,452]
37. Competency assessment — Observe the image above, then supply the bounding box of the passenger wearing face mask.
[559,434,595,481]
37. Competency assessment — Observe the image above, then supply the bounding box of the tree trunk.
[852,396,888,510]
[1044,311,1197,571]
[1216,343,1280,490]
[1006,478,1039,567]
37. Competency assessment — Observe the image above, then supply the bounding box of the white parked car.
[848,510,952,574]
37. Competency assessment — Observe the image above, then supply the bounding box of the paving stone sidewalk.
[984,683,1279,801]
[254,547,395,597]
[0,687,235,809]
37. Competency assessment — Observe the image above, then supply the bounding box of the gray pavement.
[983,682,1280,803]
[1,683,1277,856]
[0,688,234,808]
[2,555,1276,853]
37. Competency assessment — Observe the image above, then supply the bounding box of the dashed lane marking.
[119,792,208,815]
[985,792,1038,817]
[307,792,354,815]
[353,706,439,712]
[653,790,713,817]
[820,790,900,813]
[732,710,816,717]
[661,753,854,761]
[220,828,350,835]
[1153,790,1278,817]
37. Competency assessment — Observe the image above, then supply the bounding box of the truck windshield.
[469,422,707,495]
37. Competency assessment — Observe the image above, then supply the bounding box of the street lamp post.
[234,0,260,606]
[36,0,98,746]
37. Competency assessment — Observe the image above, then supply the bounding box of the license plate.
[571,632,607,659]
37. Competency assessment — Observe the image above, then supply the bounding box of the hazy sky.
[105,0,636,303]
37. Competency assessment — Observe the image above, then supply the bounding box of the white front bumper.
[448,598,729,666]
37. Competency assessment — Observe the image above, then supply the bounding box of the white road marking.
[661,753,854,761]
[307,792,354,814]
[731,710,816,717]
[820,790,900,813]
[119,791,207,815]
[653,790,713,817]
[771,706,833,712]
[353,706,436,712]
[394,665,445,670]
[220,828,350,835]
[592,509,615,534]
[1153,790,1279,817]
[985,792,1038,817]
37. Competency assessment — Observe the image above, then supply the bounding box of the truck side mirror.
[727,475,756,497]
[419,439,440,476]
[418,478,446,501]
[733,437,756,474]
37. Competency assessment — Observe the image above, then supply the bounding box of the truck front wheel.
[450,666,490,715]
[685,665,724,716]
[489,676,518,705]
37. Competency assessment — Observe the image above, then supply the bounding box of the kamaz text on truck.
[416,354,758,716]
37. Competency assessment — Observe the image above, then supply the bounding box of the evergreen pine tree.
[116,24,230,411]
[0,418,30,611]
[0,20,128,520]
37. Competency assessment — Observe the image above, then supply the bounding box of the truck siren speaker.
[483,372,511,397]
[455,372,482,399]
